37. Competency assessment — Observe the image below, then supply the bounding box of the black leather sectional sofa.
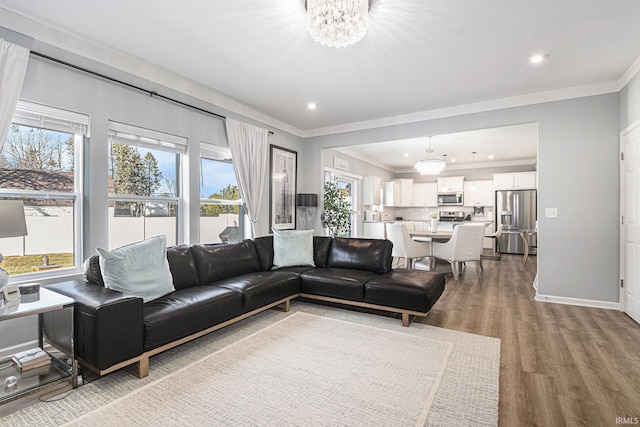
[48,236,445,378]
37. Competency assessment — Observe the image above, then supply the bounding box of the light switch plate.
[545,207,559,218]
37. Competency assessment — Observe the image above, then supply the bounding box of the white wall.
[302,94,621,304]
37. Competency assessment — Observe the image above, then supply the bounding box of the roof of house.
[0,168,74,192]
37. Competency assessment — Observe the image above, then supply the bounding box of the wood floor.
[418,254,640,426]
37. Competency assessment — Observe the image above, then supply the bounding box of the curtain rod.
[29,50,274,135]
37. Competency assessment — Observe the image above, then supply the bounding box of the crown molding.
[395,158,537,174]
[619,54,640,90]
[331,146,396,173]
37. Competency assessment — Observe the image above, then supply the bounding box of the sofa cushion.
[142,285,243,351]
[215,271,300,312]
[300,268,377,302]
[96,236,175,303]
[253,235,334,271]
[166,245,200,290]
[192,240,262,284]
[272,229,315,269]
[364,270,446,313]
[253,235,275,271]
[327,238,392,274]
[83,255,104,286]
[313,236,332,268]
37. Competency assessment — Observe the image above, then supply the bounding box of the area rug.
[1,303,500,426]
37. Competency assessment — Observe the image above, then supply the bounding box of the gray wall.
[303,94,621,304]
[621,71,640,130]
[17,50,303,257]
[0,36,302,351]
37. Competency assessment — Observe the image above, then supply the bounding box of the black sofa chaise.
[48,236,445,378]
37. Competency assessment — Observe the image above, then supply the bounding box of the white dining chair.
[431,224,485,280]
[385,223,431,269]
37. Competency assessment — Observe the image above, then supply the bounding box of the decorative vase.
[430,218,438,232]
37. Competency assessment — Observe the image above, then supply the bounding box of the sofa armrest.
[46,280,144,371]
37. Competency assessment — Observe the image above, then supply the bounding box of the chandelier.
[306,0,370,48]
[414,136,447,176]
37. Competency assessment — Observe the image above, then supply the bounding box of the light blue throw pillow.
[96,235,175,303]
[272,229,315,269]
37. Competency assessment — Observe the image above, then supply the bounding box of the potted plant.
[321,181,352,237]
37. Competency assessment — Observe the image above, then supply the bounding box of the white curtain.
[0,39,30,150]
[225,118,269,237]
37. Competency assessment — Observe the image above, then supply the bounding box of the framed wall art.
[270,145,297,231]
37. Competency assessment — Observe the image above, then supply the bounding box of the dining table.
[409,230,453,242]
[408,230,453,270]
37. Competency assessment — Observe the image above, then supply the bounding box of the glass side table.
[0,287,77,404]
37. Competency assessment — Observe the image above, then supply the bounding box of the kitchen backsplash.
[393,206,493,221]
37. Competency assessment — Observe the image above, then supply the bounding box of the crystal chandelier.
[414,136,447,176]
[306,0,370,48]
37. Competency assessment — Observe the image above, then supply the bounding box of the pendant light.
[414,136,446,176]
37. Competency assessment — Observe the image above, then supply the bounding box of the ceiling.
[1,1,640,137]
[334,122,538,172]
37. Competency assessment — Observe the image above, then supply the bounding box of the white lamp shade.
[0,200,28,238]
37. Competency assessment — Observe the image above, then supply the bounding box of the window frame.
[107,121,185,249]
[199,143,244,243]
[0,100,86,282]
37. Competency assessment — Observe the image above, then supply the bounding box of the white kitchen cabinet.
[464,180,494,206]
[383,179,413,207]
[362,176,382,205]
[412,182,438,207]
[362,221,386,239]
[493,172,537,190]
[437,176,464,193]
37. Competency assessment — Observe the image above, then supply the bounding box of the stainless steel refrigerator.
[495,190,537,255]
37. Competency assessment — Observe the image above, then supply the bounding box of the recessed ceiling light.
[403,153,409,157]
[488,155,494,159]
[529,54,546,64]
[307,103,317,110]
[450,158,456,163]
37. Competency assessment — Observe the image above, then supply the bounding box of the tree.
[1,124,72,171]
[112,143,144,195]
[321,180,352,237]
[200,184,240,216]
[142,152,162,196]
[111,144,163,196]
[110,143,163,216]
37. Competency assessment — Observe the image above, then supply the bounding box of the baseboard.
[534,293,620,310]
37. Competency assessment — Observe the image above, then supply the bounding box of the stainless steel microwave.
[437,192,463,206]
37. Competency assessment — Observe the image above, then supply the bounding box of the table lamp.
[296,193,318,230]
[0,200,28,299]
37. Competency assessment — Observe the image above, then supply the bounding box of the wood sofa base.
[81,293,426,379]
[298,293,427,327]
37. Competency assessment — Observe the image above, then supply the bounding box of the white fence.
[0,207,240,256]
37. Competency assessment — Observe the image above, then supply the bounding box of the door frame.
[323,167,362,237]
[620,118,640,321]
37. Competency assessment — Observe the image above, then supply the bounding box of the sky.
[2,125,237,200]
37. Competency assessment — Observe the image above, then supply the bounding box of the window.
[199,143,243,243]
[0,100,86,280]
[107,122,185,249]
